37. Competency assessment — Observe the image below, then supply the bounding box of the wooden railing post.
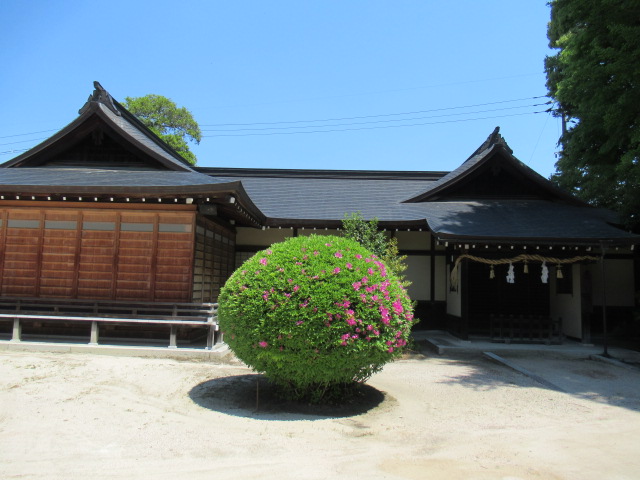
[11,317,21,342]
[89,321,99,345]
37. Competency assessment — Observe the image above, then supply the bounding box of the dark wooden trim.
[460,260,469,340]
[430,235,436,303]
[399,249,447,255]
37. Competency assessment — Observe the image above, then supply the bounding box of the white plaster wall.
[550,264,582,339]
[587,258,635,307]
[405,255,429,301]
[297,229,341,237]
[446,264,462,317]
[236,227,293,246]
[395,231,431,250]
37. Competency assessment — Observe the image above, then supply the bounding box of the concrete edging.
[482,351,565,392]
[0,340,229,360]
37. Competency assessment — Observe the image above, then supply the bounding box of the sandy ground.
[1,346,640,480]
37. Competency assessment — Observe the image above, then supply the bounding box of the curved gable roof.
[2,82,195,172]
[403,127,583,206]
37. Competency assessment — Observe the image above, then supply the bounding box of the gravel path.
[1,348,639,479]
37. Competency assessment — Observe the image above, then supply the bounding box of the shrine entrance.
[466,261,550,335]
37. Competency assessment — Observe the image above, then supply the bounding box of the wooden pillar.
[460,260,470,340]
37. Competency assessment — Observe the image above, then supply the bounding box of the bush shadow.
[189,374,386,421]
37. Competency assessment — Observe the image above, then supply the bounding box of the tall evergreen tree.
[545,0,640,230]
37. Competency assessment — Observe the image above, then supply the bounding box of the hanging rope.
[450,253,598,288]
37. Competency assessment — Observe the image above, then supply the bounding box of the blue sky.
[0,1,560,177]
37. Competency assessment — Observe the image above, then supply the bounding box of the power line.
[0,129,58,140]
[203,103,546,133]
[204,110,547,137]
[0,148,29,156]
[0,137,48,147]
[201,95,548,127]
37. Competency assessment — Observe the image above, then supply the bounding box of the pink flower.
[352,281,362,291]
[346,318,356,326]
[362,276,369,284]
[266,249,273,255]
[259,258,268,265]
[346,263,353,269]
[325,243,332,247]
[258,341,268,348]
[393,300,404,315]
[387,347,394,353]
[293,285,300,292]
[368,268,375,275]
[333,267,341,274]
[313,250,320,256]
[341,333,350,340]
[334,251,343,258]
[296,320,304,325]
[355,254,363,259]
[366,324,373,331]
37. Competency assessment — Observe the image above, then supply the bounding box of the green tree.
[122,94,202,165]
[545,0,640,230]
[342,212,410,286]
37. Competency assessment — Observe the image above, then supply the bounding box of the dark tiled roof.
[209,173,435,224]
[204,170,638,244]
[0,168,229,188]
[98,103,194,172]
[419,200,637,244]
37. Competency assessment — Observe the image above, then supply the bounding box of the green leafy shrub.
[218,235,415,403]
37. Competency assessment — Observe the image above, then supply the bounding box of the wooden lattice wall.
[0,203,196,302]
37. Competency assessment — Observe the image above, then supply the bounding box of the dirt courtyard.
[1,346,639,480]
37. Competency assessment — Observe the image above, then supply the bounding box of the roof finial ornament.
[463,126,513,162]
[78,81,121,116]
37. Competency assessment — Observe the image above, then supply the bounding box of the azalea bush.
[218,235,415,403]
